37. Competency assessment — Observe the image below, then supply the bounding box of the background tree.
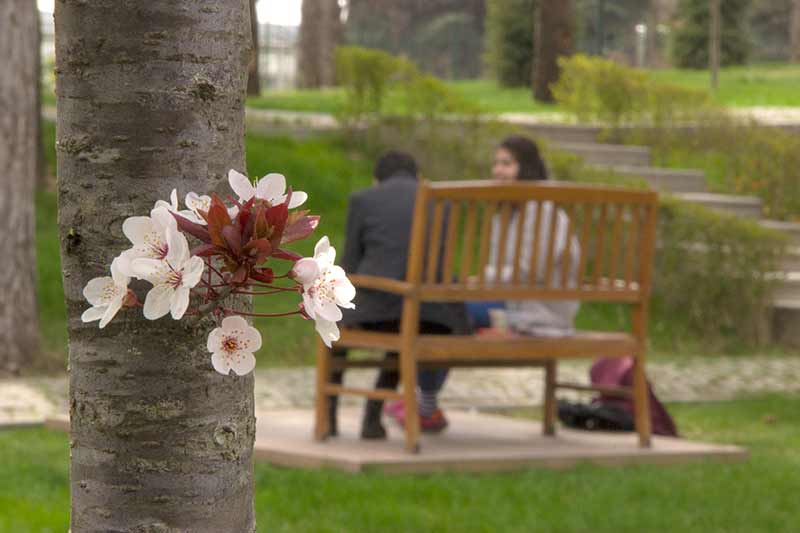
[0,0,40,375]
[672,0,752,68]
[792,0,800,62]
[248,0,260,95]
[346,0,486,79]
[55,2,255,531]
[748,0,792,62]
[534,0,575,102]
[298,0,343,88]
[484,0,537,87]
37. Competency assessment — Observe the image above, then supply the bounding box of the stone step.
[773,272,800,301]
[771,274,800,347]
[760,220,800,248]
[520,123,602,144]
[611,166,707,193]
[554,142,651,167]
[674,192,763,219]
[780,248,800,272]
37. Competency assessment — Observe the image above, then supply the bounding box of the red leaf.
[272,248,302,262]
[250,267,274,284]
[282,215,320,244]
[172,212,211,243]
[221,225,242,257]
[191,243,219,257]
[242,238,272,264]
[231,264,249,285]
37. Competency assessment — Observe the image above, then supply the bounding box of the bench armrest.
[348,274,414,295]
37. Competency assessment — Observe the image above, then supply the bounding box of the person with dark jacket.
[329,151,468,439]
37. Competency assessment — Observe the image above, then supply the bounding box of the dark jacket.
[340,173,469,333]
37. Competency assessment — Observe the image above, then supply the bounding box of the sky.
[37,0,303,26]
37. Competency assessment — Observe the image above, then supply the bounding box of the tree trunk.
[710,0,721,90]
[533,0,574,103]
[55,2,255,531]
[0,0,40,376]
[298,0,343,88]
[792,0,800,63]
[247,0,261,96]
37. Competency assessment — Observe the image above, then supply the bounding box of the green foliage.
[335,46,480,126]
[552,54,712,127]
[484,0,537,87]
[549,148,786,349]
[672,0,753,69]
[6,395,800,531]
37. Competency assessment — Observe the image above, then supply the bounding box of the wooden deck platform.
[251,408,748,474]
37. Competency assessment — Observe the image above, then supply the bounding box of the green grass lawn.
[2,394,799,532]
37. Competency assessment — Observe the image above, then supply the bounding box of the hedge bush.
[483,0,537,87]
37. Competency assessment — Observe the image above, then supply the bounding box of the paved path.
[3,356,800,426]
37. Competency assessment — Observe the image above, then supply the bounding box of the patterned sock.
[418,389,439,418]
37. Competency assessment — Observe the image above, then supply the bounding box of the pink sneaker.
[385,401,449,434]
[384,400,406,426]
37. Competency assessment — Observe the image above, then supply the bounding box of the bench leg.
[400,348,421,454]
[314,338,332,441]
[543,359,557,436]
[632,355,652,447]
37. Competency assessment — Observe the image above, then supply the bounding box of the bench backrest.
[406,180,659,305]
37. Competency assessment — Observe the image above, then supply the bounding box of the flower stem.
[222,308,302,318]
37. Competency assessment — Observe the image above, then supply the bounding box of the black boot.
[361,399,387,440]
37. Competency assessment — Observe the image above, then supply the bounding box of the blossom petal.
[143,285,173,320]
[317,299,343,322]
[170,286,191,320]
[292,258,319,285]
[122,217,155,245]
[315,318,340,348]
[334,279,356,308]
[110,257,130,286]
[99,296,124,328]
[81,306,106,323]
[256,173,286,202]
[207,327,223,352]
[211,353,232,375]
[302,292,316,320]
[314,236,331,259]
[229,351,256,376]
[222,315,249,332]
[130,258,167,283]
[165,227,189,267]
[241,325,262,352]
[83,277,114,306]
[229,169,255,201]
[151,206,177,232]
[182,256,205,288]
[287,190,308,209]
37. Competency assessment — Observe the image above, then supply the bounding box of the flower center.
[166,269,183,289]
[101,282,124,304]
[310,269,336,304]
[221,336,239,354]
[144,231,169,260]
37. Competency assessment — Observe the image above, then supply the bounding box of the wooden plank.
[543,360,557,436]
[543,203,560,288]
[417,332,638,360]
[477,202,497,285]
[426,180,659,205]
[459,201,479,280]
[348,274,414,295]
[442,201,461,285]
[324,385,403,402]
[511,201,528,284]
[426,201,445,284]
[624,205,640,288]
[337,329,402,351]
[314,338,332,440]
[576,203,593,288]
[528,201,544,286]
[495,203,512,281]
[592,204,608,287]
[609,203,625,283]
[560,205,576,288]
[418,285,641,303]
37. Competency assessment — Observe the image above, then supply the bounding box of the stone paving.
[3,356,800,426]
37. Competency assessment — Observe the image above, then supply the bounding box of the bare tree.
[0,0,40,375]
[248,0,261,96]
[298,0,343,88]
[55,2,255,531]
[534,0,574,102]
[710,0,721,89]
[792,0,800,62]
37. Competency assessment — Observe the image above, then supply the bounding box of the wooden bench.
[315,180,659,453]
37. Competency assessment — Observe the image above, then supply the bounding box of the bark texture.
[55,2,255,531]
[298,0,343,88]
[533,0,574,103]
[0,0,41,375]
[247,0,260,96]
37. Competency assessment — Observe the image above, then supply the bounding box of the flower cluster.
[81,170,356,376]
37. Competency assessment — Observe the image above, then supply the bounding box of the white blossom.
[294,236,355,346]
[131,227,204,320]
[183,191,212,224]
[228,169,308,209]
[207,315,261,376]
[81,257,130,329]
[117,206,177,277]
